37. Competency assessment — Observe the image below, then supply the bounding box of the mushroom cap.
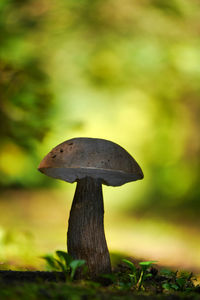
[38,137,143,186]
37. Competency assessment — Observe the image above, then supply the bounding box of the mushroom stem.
[67,177,111,278]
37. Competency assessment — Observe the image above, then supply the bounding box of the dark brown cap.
[38,137,143,186]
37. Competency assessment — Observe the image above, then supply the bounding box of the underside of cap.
[38,166,142,187]
[38,137,144,186]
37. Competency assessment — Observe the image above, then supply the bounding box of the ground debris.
[0,270,65,283]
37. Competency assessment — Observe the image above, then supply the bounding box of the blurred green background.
[0,0,200,273]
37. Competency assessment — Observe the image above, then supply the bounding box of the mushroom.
[38,137,143,278]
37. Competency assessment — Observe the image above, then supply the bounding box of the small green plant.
[161,269,196,292]
[122,259,157,291]
[137,261,157,290]
[42,250,86,281]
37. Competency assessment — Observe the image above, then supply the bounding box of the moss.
[0,270,200,300]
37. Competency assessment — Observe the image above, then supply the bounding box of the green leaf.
[129,274,136,278]
[54,258,68,273]
[122,259,137,273]
[56,251,72,266]
[139,261,157,266]
[160,269,175,276]
[129,274,137,285]
[162,283,171,290]
[41,255,60,271]
[176,278,186,288]
[171,284,179,290]
[139,261,157,272]
[69,259,85,280]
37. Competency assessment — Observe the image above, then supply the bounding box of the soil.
[0,270,65,283]
[0,270,200,300]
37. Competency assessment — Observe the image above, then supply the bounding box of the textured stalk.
[67,177,111,278]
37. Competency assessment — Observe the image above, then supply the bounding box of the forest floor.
[1,268,200,300]
[1,189,200,273]
[1,190,200,299]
